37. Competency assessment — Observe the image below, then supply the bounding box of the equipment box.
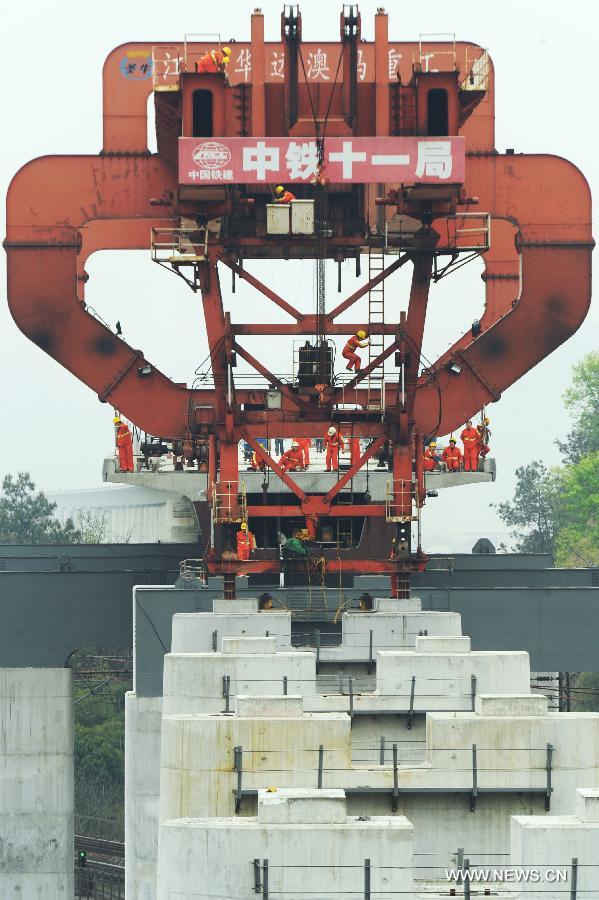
[291,199,315,235]
[266,203,291,235]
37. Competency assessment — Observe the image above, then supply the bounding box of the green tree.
[493,461,562,555]
[554,452,599,567]
[0,472,81,544]
[556,351,599,464]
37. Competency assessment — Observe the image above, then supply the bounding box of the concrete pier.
[0,668,73,898]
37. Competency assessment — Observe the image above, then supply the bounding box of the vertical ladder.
[367,244,386,414]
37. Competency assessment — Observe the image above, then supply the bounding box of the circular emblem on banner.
[192,142,231,170]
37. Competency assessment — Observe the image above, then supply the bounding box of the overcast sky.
[1,0,597,552]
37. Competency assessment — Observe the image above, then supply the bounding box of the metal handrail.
[462,48,490,93]
[418,33,457,71]
[151,226,208,264]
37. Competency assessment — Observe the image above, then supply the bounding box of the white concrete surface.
[162,649,317,717]
[171,608,291,652]
[0,668,73,899]
[236,694,304,717]
[416,635,471,653]
[511,788,599,900]
[159,711,351,822]
[125,692,163,900]
[576,788,599,822]
[475,694,549,716]
[319,606,462,662]
[258,788,347,824]
[221,635,276,653]
[157,791,414,900]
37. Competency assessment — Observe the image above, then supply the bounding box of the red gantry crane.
[4,7,593,598]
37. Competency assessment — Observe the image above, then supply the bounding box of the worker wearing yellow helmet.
[274,185,296,204]
[236,521,256,561]
[423,440,440,472]
[477,417,492,461]
[342,329,370,372]
[196,45,232,74]
[113,414,134,473]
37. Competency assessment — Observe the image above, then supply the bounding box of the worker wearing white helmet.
[324,426,345,471]
[279,440,304,472]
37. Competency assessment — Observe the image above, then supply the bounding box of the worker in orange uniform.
[342,330,370,371]
[236,522,256,560]
[274,185,296,203]
[196,45,232,73]
[250,450,265,471]
[350,436,361,466]
[294,438,311,469]
[423,441,441,471]
[114,415,134,473]
[461,419,480,471]
[442,438,462,471]
[279,441,304,472]
[324,426,345,471]
[477,417,492,460]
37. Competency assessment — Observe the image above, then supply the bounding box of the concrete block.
[416,636,471,653]
[162,650,317,718]
[125,692,163,900]
[213,597,258,614]
[171,610,291,653]
[157,813,414,899]
[475,694,548,716]
[576,788,599,822]
[0,669,73,896]
[375,597,422,612]
[236,695,303,717]
[258,788,346,824]
[221,636,276,654]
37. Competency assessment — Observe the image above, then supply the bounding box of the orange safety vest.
[236,530,255,559]
[276,190,295,204]
[344,335,362,353]
[443,446,461,463]
[461,427,479,446]
[197,50,225,73]
[116,423,131,447]
[324,431,345,449]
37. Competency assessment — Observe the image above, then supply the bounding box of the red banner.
[178,136,465,186]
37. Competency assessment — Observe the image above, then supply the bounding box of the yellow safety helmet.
[484,417,490,425]
[240,522,247,530]
[356,329,368,339]
[449,437,457,444]
[113,416,121,424]
[222,46,232,57]
[429,441,437,448]
[275,185,285,195]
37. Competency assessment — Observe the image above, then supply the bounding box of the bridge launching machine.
[5,7,592,599]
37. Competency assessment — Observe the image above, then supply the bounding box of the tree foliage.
[556,350,599,464]
[494,461,562,555]
[0,472,81,544]
[554,452,599,567]
[497,352,599,563]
